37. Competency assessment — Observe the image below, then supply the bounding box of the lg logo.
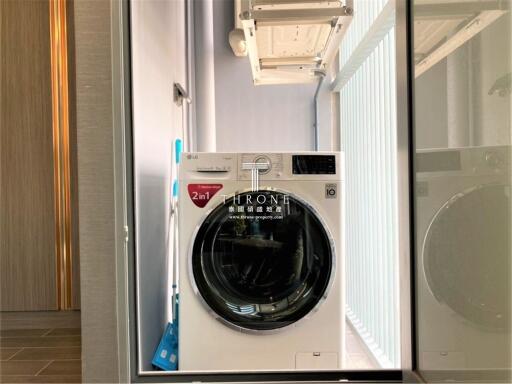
[325,184,337,199]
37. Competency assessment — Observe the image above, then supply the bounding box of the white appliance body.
[416,146,511,372]
[179,152,345,372]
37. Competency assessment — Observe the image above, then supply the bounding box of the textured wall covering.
[0,0,57,311]
[73,1,119,382]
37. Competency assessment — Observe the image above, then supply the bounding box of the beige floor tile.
[0,350,21,362]
[44,329,80,337]
[345,320,380,370]
[0,312,80,331]
[38,360,81,376]
[0,336,80,348]
[0,360,49,375]
[0,374,81,383]
[0,330,50,338]
[346,333,362,353]
[11,347,80,361]
[0,312,82,382]
[346,353,376,369]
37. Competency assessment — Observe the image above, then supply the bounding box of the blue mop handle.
[171,139,182,323]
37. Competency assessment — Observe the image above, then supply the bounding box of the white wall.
[415,60,449,149]
[130,0,187,371]
[211,0,319,152]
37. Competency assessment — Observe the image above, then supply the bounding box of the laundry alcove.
[127,0,410,381]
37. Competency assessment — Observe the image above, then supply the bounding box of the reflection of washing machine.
[178,152,344,371]
[416,146,511,371]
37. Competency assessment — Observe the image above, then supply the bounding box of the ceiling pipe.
[313,70,327,151]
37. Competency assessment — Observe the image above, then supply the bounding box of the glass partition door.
[411,1,511,382]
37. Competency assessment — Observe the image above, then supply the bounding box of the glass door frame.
[396,0,418,381]
[116,0,419,382]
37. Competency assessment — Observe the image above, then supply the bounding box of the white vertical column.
[447,45,471,148]
[194,0,217,152]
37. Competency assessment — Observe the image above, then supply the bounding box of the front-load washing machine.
[415,145,511,374]
[178,152,345,372]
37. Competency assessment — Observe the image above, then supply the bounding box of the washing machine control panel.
[181,153,342,182]
[292,155,336,175]
[416,146,510,176]
[237,153,341,180]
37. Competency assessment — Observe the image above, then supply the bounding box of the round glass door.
[423,184,511,331]
[191,190,334,332]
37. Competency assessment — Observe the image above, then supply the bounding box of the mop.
[152,139,182,371]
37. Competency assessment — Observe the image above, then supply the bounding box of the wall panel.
[74,0,119,381]
[0,0,57,311]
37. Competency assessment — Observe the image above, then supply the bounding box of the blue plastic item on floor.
[152,320,179,371]
[152,295,179,371]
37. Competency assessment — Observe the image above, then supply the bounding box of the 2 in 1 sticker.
[187,184,223,208]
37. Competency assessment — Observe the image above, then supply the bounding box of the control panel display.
[292,155,336,175]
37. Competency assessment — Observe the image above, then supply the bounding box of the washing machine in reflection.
[416,145,511,372]
[178,152,345,372]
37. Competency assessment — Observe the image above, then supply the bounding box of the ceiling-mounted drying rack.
[414,0,509,78]
[231,0,353,85]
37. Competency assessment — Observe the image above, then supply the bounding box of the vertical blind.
[340,0,387,68]
[338,0,400,368]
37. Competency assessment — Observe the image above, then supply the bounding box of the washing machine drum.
[423,183,511,331]
[191,190,334,332]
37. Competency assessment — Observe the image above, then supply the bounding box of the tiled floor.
[0,312,81,383]
[345,320,380,369]
[0,311,375,382]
